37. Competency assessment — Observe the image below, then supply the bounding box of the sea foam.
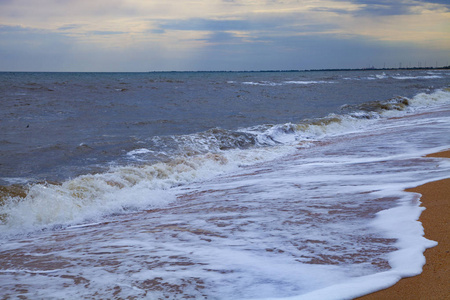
[1,89,449,235]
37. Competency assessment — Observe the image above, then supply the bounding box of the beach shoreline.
[357,150,450,299]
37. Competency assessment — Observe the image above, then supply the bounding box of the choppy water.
[1,70,447,183]
[0,70,449,299]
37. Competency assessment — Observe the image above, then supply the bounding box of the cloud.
[338,0,449,16]
[88,30,125,35]
[186,31,449,71]
[157,18,253,32]
[0,0,448,71]
[0,24,27,32]
[197,31,242,44]
[358,2,415,16]
[424,0,450,7]
[309,7,353,15]
[0,24,74,71]
[58,24,82,31]
[325,0,415,17]
[155,15,337,39]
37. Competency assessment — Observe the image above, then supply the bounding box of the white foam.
[241,81,334,86]
[0,143,297,234]
[127,148,152,156]
[283,81,333,85]
[260,195,438,300]
[392,75,442,80]
[408,89,450,108]
[242,81,282,86]
[1,97,449,299]
[1,179,176,233]
[2,89,449,236]
[2,269,62,274]
[0,177,33,185]
[126,148,154,161]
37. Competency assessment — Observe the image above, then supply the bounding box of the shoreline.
[357,150,450,299]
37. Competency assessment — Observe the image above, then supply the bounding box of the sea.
[0,69,449,299]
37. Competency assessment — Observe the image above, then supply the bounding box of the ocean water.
[0,70,449,299]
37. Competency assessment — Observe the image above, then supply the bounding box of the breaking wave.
[242,80,334,86]
[1,88,449,234]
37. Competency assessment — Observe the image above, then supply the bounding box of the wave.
[241,80,334,86]
[1,88,449,234]
[343,72,445,81]
[0,146,294,235]
[392,75,443,80]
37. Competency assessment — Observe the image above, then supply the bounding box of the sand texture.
[357,150,450,299]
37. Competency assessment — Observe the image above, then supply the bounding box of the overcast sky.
[0,0,449,71]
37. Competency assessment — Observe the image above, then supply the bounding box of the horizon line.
[1,66,449,73]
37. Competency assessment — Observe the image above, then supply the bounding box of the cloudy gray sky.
[0,0,449,71]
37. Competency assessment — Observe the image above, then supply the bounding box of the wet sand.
[357,150,450,299]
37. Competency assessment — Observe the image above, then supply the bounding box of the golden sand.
[357,150,450,299]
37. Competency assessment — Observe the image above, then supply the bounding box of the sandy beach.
[357,150,450,299]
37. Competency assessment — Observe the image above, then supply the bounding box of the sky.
[0,0,449,71]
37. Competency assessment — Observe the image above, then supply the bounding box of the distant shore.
[357,150,450,300]
[148,66,450,73]
[303,66,450,72]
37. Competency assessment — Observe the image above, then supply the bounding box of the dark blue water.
[1,70,448,183]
